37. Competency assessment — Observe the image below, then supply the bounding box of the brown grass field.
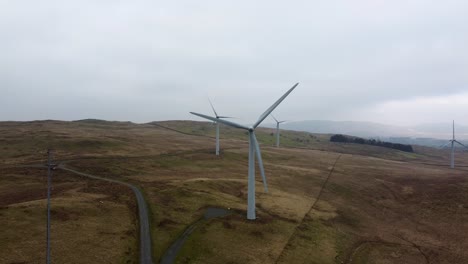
[1,119,467,264]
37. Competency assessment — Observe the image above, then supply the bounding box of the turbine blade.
[208,98,219,118]
[455,140,468,149]
[439,141,451,149]
[217,116,234,119]
[279,120,288,123]
[271,115,279,123]
[253,83,299,128]
[252,132,268,193]
[190,112,249,130]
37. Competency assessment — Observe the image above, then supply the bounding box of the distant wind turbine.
[208,98,232,156]
[445,120,468,168]
[191,83,299,220]
[271,115,288,148]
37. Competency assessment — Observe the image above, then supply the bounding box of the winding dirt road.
[59,166,153,264]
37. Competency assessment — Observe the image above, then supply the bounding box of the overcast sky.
[1,0,467,126]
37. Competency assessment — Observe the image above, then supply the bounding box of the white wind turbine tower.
[271,115,287,148]
[208,98,232,156]
[191,83,299,220]
[446,120,468,168]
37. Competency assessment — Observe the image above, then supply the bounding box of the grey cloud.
[1,0,467,124]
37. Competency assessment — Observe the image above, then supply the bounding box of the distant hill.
[264,120,468,147]
[73,118,134,124]
[273,120,409,138]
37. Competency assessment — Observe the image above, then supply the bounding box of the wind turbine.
[208,98,232,156]
[447,120,468,168]
[191,83,298,220]
[271,115,287,148]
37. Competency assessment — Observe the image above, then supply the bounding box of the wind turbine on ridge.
[271,115,288,148]
[208,98,232,156]
[191,83,299,220]
[446,120,468,169]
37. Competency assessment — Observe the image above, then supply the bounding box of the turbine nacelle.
[271,115,288,124]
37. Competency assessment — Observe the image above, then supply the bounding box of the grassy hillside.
[1,120,467,263]
[0,166,138,263]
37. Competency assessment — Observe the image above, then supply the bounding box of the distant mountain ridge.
[264,120,468,147]
[277,120,410,138]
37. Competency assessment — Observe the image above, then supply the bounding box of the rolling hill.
[1,120,467,263]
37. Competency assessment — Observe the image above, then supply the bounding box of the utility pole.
[46,149,53,264]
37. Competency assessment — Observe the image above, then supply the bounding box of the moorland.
[1,119,467,264]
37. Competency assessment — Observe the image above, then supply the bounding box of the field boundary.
[274,154,342,263]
